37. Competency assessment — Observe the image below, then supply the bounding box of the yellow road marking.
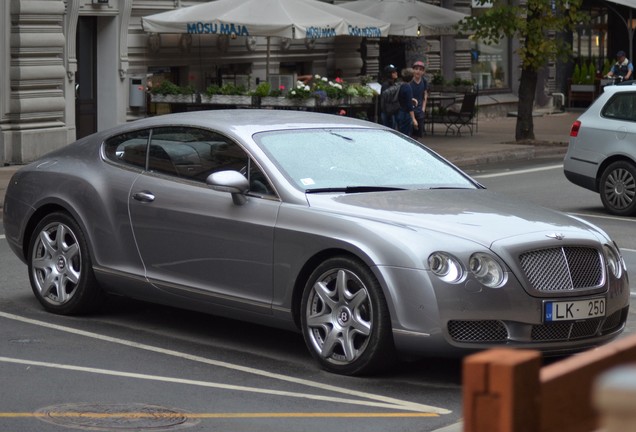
[0,412,438,419]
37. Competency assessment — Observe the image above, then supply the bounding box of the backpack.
[381,83,401,115]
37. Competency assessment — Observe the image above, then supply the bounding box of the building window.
[573,11,608,68]
[469,1,510,91]
[470,37,509,90]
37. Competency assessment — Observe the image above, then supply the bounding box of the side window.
[247,159,276,197]
[602,92,636,122]
[103,130,150,169]
[149,126,249,180]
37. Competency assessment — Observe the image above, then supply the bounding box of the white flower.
[295,80,304,87]
[303,85,310,91]
[315,74,322,79]
[291,90,297,95]
[322,77,328,82]
[334,83,342,90]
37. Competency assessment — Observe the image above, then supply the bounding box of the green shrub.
[219,83,246,95]
[253,82,272,97]
[572,64,582,84]
[151,80,181,95]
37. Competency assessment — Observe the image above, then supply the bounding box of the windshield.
[255,128,476,191]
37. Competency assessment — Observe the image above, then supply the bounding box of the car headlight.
[428,252,464,283]
[469,252,506,288]
[604,244,623,279]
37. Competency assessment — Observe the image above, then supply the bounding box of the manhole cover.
[35,403,200,431]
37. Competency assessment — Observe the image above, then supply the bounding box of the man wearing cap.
[410,60,429,138]
[607,51,633,82]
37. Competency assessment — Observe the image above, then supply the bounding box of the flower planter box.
[317,98,347,107]
[348,96,374,105]
[570,84,595,92]
[201,94,254,105]
[260,97,316,107]
[568,84,596,108]
[150,94,195,103]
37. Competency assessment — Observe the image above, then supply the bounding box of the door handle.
[132,191,155,202]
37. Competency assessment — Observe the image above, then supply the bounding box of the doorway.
[380,39,406,72]
[76,16,97,139]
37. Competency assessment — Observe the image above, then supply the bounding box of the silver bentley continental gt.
[3,110,629,375]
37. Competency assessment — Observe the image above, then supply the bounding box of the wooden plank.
[463,349,541,432]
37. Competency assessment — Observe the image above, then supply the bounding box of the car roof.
[602,82,636,95]
[120,109,379,137]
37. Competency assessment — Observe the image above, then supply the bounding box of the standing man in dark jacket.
[396,68,417,135]
[379,64,399,128]
[410,60,429,138]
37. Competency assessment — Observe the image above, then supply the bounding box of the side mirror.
[206,170,249,205]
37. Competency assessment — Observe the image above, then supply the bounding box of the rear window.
[602,91,636,122]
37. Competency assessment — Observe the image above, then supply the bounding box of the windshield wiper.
[305,186,407,194]
[428,186,474,190]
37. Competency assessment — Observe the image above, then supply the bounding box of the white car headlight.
[604,244,623,279]
[428,252,464,283]
[469,252,506,288]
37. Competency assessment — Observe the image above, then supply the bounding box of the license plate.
[544,298,606,322]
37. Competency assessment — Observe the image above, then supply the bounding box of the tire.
[600,161,636,216]
[300,256,395,375]
[28,212,103,315]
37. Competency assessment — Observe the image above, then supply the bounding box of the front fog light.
[469,252,506,288]
[428,252,463,283]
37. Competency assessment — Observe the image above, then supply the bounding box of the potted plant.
[150,80,180,102]
[346,83,376,105]
[282,80,316,107]
[252,81,282,107]
[176,83,196,103]
[313,75,347,106]
[570,62,596,92]
[202,83,253,105]
[429,73,445,92]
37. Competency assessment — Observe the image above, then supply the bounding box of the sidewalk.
[423,110,575,167]
[0,110,577,219]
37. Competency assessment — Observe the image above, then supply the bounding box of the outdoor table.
[427,93,459,135]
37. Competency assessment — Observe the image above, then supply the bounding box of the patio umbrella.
[142,0,390,79]
[142,0,389,38]
[339,0,467,36]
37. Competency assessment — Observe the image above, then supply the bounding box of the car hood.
[305,189,603,247]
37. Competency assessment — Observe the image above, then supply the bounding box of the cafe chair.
[443,91,478,136]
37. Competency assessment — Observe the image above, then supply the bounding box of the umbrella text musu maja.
[142,0,391,79]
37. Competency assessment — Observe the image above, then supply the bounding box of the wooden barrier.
[463,333,636,432]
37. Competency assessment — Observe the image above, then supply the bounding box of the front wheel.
[600,161,636,216]
[300,256,395,375]
[28,212,103,315]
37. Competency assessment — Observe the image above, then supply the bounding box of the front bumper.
[376,264,630,357]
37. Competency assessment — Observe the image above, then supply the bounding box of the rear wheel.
[600,161,636,216]
[300,256,395,375]
[28,212,103,315]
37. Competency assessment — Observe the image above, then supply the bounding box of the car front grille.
[447,308,626,344]
[447,320,508,342]
[519,247,603,292]
[531,318,602,341]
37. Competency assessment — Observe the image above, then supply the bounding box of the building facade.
[0,0,606,165]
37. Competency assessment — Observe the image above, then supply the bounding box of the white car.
[564,84,636,215]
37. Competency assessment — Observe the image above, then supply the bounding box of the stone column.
[3,0,68,164]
